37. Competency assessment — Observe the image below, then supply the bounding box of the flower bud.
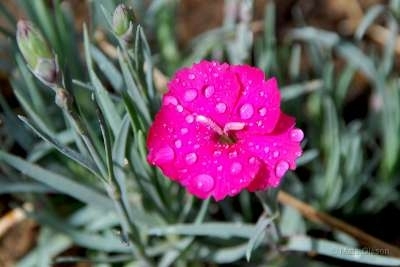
[112,4,135,44]
[16,20,60,86]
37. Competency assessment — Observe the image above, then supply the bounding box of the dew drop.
[216,102,227,113]
[176,105,184,112]
[184,89,197,102]
[163,96,177,106]
[290,129,304,142]
[188,73,195,80]
[249,157,256,164]
[204,85,215,98]
[185,152,197,165]
[230,162,242,174]
[273,151,280,158]
[213,150,222,157]
[181,128,188,135]
[153,146,174,164]
[258,107,267,116]
[240,103,254,119]
[185,115,194,123]
[194,174,215,193]
[217,165,223,171]
[175,140,182,148]
[264,147,270,153]
[229,151,238,158]
[275,160,289,178]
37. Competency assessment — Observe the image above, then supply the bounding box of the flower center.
[195,115,245,144]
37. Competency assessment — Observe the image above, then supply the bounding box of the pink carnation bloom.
[147,61,303,201]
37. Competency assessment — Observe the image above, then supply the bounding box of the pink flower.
[147,61,303,201]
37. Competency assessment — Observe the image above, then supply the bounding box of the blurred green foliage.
[0,0,399,266]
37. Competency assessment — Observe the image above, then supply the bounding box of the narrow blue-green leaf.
[33,210,131,253]
[281,79,323,101]
[246,216,273,261]
[0,150,112,209]
[99,5,113,28]
[149,223,256,239]
[199,243,249,263]
[381,17,398,75]
[19,115,98,174]
[112,115,135,222]
[18,232,72,267]
[0,92,34,150]
[91,45,123,91]
[27,129,75,162]
[139,27,156,100]
[296,149,318,166]
[0,181,53,194]
[83,25,121,137]
[118,49,151,123]
[289,27,376,80]
[355,5,385,40]
[283,236,400,266]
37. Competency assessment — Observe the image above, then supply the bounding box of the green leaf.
[149,223,256,239]
[18,230,72,267]
[283,235,400,266]
[246,216,273,261]
[83,25,122,137]
[91,45,123,91]
[355,5,385,40]
[0,150,112,209]
[0,180,53,194]
[19,115,99,175]
[118,49,151,124]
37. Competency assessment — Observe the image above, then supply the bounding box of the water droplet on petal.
[163,96,178,106]
[249,157,256,164]
[194,174,214,193]
[188,73,195,80]
[213,150,222,157]
[275,160,289,178]
[217,165,223,171]
[273,151,280,158]
[230,162,242,174]
[176,105,183,112]
[216,102,227,113]
[153,146,174,163]
[185,152,197,165]
[258,107,267,116]
[240,103,254,119]
[229,151,238,158]
[264,147,270,153]
[184,89,197,102]
[175,140,182,148]
[290,129,304,142]
[204,85,215,98]
[181,128,188,135]
[185,115,194,123]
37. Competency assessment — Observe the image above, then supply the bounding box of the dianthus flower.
[147,61,303,201]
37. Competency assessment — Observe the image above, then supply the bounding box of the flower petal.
[231,65,281,134]
[238,113,303,191]
[181,143,261,200]
[167,61,241,127]
[147,102,261,200]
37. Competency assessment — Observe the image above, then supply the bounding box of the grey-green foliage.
[0,0,399,266]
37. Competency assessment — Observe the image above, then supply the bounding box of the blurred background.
[0,0,399,266]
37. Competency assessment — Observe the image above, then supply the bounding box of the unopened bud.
[16,20,60,86]
[112,4,135,44]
